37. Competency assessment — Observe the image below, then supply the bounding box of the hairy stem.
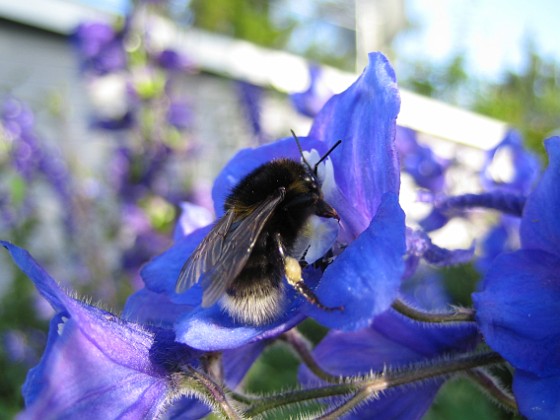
[466,368,518,412]
[392,299,476,323]
[280,329,340,384]
[183,367,241,419]
[244,351,505,418]
[317,388,370,419]
[436,192,526,217]
[243,383,356,417]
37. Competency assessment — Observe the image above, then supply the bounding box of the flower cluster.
[3,44,559,419]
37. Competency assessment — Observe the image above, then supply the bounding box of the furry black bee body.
[176,142,342,325]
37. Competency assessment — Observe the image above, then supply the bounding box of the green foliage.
[473,49,560,156]
[189,0,294,48]
[188,0,355,70]
[425,377,511,420]
[244,341,300,393]
[0,271,48,417]
[441,263,481,307]
[400,44,560,158]
[402,54,470,105]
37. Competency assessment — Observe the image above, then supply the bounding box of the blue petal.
[520,136,560,255]
[174,299,305,351]
[173,202,214,241]
[123,288,197,327]
[1,241,66,312]
[1,242,178,418]
[513,370,560,420]
[223,341,267,388]
[139,226,209,301]
[300,310,478,419]
[473,250,560,376]
[21,315,170,418]
[309,52,401,236]
[305,193,406,330]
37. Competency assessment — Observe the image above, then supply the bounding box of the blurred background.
[0,0,556,418]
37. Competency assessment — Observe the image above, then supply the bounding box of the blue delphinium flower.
[1,241,264,418]
[1,97,75,231]
[299,309,479,419]
[476,129,540,273]
[290,64,333,118]
[72,22,127,75]
[396,126,449,194]
[125,52,406,351]
[480,129,539,195]
[237,80,267,144]
[473,137,560,419]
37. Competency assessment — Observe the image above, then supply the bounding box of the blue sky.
[394,0,560,80]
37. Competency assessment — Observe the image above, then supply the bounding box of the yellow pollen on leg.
[285,256,302,286]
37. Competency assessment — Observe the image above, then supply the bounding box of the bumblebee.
[176,135,342,325]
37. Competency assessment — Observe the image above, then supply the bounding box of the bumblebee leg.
[284,255,343,312]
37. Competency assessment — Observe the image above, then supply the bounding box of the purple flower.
[1,242,199,415]
[299,309,478,419]
[4,240,263,417]
[72,22,127,75]
[167,100,193,131]
[396,126,449,193]
[0,241,212,418]
[473,137,560,419]
[290,64,333,118]
[237,81,266,143]
[481,129,539,195]
[126,52,405,351]
[476,130,540,273]
[156,49,193,72]
[2,97,75,231]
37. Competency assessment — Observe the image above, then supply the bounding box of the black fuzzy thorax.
[223,158,320,299]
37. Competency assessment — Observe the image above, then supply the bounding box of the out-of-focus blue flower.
[290,64,333,118]
[473,137,560,419]
[167,100,193,131]
[156,49,193,72]
[299,309,478,419]
[237,81,266,143]
[92,109,135,131]
[481,129,539,195]
[125,52,406,351]
[396,126,449,193]
[420,130,538,234]
[1,97,75,231]
[72,22,127,75]
[404,227,474,279]
[476,130,540,273]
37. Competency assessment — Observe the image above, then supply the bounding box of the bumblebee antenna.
[291,130,342,175]
[314,140,342,175]
[290,129,314,173]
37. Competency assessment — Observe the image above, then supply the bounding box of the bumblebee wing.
[177,188,286,308]
[199,188,286,307]
[175,210,235,294]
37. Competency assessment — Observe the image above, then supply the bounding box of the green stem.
[466,368,518,412]
[280,329,340,384]
[244,351,505,418]
[243,383,356,418]
[317,388,370,419]
[182,367,241,419]
[392,298,475,323]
